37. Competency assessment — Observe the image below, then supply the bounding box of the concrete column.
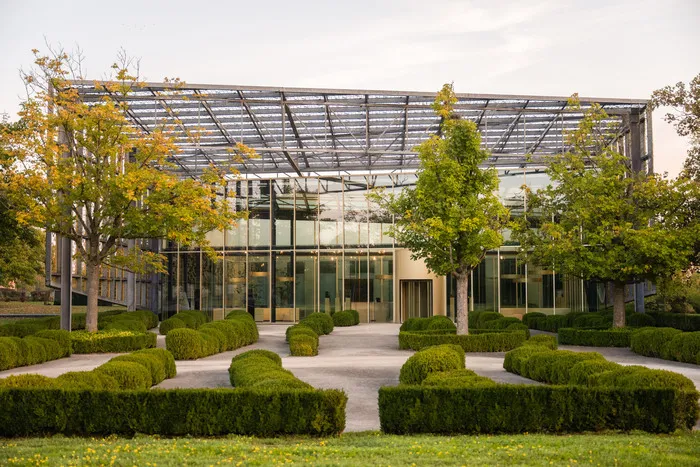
[60,235,72,331]
[629,110,646,314]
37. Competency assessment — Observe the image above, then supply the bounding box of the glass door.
[400,280,433,321]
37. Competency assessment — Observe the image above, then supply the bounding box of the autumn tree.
[0,49,248,331]
[372,84,509,335]
[512,102,698,327]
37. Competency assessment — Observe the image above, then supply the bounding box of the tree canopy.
[0,48,251,330]
[372,84,509,334]
[512,101,698,327]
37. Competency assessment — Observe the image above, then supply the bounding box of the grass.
[1,432,699,466]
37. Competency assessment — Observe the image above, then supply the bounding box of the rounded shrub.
[70,330,156,353]
[0,337,20,370]
[290,334,319,356]
[522,312,546,328]
[568,360,622,385]
[226,313,259,343]
[525,334,558,350]
[332,310,357,327]
[231,349,282,366]
[159,317,187,336]
[526,350,604,384]
[103,319,148,333]
[572,314,609,329]
[286,324,318,342]
[628,313,656,327]
[198,326,228,352]
[0,374,56,388]
[180,310,208,327]
[589,365,696,392]
[630,327,682,358]
[166,328,204,360]
[662,331,700,364]
[111,353,166,386]
[35,330,72,357]
[94,361,152,390]
[134,348,177,379]
[399,344,465,385]
[482,317,521,330]
[300,313,334,335]
[251,378,312,390]
[426,315,457,331]
[56,371,120,390]
[476,312,503,329]
[225,309,250,320]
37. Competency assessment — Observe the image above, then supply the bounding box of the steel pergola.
[69,81,652,179]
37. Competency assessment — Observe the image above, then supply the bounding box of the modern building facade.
[47,83,654,323]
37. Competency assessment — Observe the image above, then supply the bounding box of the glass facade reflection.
[161,173,591,322]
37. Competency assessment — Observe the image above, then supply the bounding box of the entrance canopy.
[70,81,651,178]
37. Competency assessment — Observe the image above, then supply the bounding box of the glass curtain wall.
[161,173,585,322]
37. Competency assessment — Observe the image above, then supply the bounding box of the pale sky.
[1,0,698,176]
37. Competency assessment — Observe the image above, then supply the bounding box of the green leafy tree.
[512,102,698,327]
[0,49,250,331]
[372,84,509,334]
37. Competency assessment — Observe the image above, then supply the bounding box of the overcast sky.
[1,0,698,176]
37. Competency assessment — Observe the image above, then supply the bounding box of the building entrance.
[400,280,433,321]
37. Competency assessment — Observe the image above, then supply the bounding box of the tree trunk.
[85,261,100,332]
[456,273,469,335]
[612,281,626,328]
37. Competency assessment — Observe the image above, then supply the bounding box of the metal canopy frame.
[69,81,650,179]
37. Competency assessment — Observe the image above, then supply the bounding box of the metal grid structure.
[69,81,652,179]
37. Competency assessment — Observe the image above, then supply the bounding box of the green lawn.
[1,432,699,466]
[0,301,125,316]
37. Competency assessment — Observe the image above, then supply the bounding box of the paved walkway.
[1,325,699,432]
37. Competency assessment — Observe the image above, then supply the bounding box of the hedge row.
[523,310,700,333]
[0,330,72,370]
[378,385,698,434]
[503,342,697,392]
[398,330,527,352]
[0,309,127,337]
[647,313,700,332]
[0,348,176,391]
[631,328,700,364]
[557,327,635,347]
[0,386,347,437]
[399,344,465,385]
[71,330,157,353]
[332,309,359,327]
[229,350,311,390]
[165,312,258,360]
[101,310,159,333]
[159,310,209,335]
[286,313,334,356]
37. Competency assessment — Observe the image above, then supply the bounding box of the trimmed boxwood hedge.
[398,330,527,352]
[557,327,635,347]
[0,330,72,371]
[400,316,457,332]
[649,313,700,332]
[421,369,496,387]
[159,310,208,335]
[399,344,465,385]
[332,310,359,326]
[630,327,700,364]
[299,313,334,335]
[0,387,347,437]
[229,349,311,390]
[165,313,258,360]
[378,385,698,434]
[662,332,700,364]
[70,330,157,353]
[287,325,319,356]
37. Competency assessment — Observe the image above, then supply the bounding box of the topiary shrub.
[158,316,187,336]
[525,350,604,384]
[628,313,656,327]
[630,327,682,358]
[482,317,521,330]
[589,365,696,392]
[229,350,311,390]
[300,313,334,335]
[225,309,250,320]
[230,349,282,366]
[56,371,120,390]
[399,344,465,385]
[111,353,166,386]
[134,348,177,379]
[0,338,19,370]
[522,312,546,328]
[662,332,700,364]
[572,314,609,329]
[94,361,152,390]
[568,360,622,385]
[400,318,426,332]
[421,369,496,387]
[332,310,357,327]
[287,324,319,356]
[557,328,634,347]
[34,330,72,357]
[475,312,503,329]
[0,374,56,388]
[525,334,558,350]
[426,315,456,331]
[166,328,203,360]
[398,330,527,352]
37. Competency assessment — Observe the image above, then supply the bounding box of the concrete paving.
[1,325,699,432]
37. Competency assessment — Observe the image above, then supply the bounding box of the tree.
[0,120,45,288]
[0,48,249,331]
[371,84,509,334]
[512,101,698,327]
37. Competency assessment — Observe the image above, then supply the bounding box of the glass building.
[48,83,654,322]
